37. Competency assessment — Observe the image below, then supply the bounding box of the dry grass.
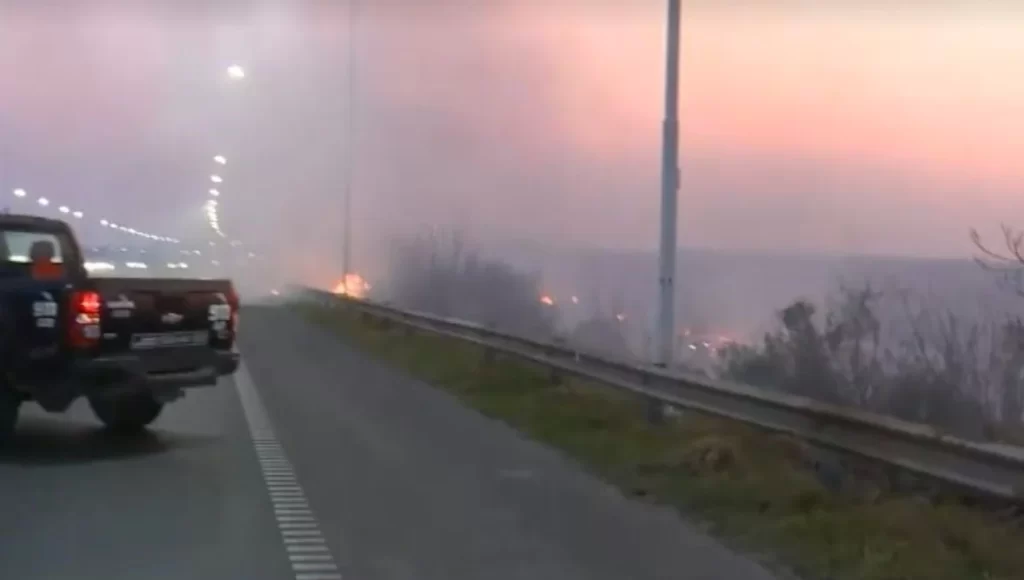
[295,301,1024,580]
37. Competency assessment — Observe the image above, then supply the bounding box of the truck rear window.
[1,230,66,264]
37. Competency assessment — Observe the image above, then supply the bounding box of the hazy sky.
[0,1,1021,277]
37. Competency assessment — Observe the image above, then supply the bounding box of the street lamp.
[209,188,220,197]
[213,155,227,165]
[342,0,358,280]
[210,175,223,184]
[227,65,246,80]
[654,0,681,369]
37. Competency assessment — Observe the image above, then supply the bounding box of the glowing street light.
[37,198,49,207]
[213,155,227,165]
[227,65,246,80]
[210,175,223,184]
[12,188,25,197]
[209,188,220,197]
[58,206,69,214]
[72,210,83,218]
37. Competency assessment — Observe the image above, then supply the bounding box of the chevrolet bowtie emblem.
[161,312,184,325]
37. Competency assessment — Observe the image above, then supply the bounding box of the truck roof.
[0,213,72,232]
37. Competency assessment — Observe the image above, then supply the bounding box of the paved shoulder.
[240,306,778,580]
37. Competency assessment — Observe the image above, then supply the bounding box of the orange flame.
[332,273,370,299]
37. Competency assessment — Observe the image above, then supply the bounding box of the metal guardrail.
[293,286,1024,502]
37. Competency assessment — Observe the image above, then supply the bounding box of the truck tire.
[0,307,17,442]
[88,393,164,434]
[0,382,20,442]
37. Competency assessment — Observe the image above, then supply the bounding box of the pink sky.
[338,3,1024,259]
[549,4,1024,188]
[0,3,1021,262]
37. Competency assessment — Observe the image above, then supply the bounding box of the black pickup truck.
[0,214,240,439]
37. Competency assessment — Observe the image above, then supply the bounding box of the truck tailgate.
[86,277,237,356]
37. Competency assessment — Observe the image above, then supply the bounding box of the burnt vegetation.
[721,227,1024,442]
[379,227,1024,443]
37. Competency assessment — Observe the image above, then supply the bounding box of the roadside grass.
[293,301,1024,580]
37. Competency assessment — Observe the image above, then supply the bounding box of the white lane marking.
[235,362,344,580]
[294,563,339,572]
[285,537,326,544]
[288,549,327,557]
[291,554,334,562]
[284,536,323,545]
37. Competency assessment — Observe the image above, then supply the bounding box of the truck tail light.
[69,290,102,348]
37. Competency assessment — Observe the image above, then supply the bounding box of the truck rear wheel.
[88,393,164,434]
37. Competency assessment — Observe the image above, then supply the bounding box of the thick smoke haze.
[0,2,1022,331]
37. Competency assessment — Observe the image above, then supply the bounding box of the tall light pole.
[341,0,357,283]
[654,0,681,368]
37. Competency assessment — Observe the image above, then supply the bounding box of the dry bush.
[720,284,1024,441]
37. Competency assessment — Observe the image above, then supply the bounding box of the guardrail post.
[549,368,563,385]
[645,400,666,425]
[545,346,563,385]
[640,372,666,425]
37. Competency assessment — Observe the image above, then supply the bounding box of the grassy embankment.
[293,300,1024,580]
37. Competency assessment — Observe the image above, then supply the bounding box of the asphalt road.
[0,306,779,580]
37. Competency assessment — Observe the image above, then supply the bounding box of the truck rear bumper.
[73,347,240,397]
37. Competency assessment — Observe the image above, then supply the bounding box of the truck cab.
[0,214,240,439]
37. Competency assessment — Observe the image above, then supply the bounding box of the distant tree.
[384,228,557,340]
[561,282,636,361]
[970,224,1024,295]
[569,317,631,359]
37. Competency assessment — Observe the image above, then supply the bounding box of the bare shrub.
[569,315,633,361]
[383,228,557,340]
[720,284,1024,441]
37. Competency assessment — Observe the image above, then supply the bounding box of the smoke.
[0,2,1023,338]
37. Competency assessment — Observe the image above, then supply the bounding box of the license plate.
[130,331,209,350]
